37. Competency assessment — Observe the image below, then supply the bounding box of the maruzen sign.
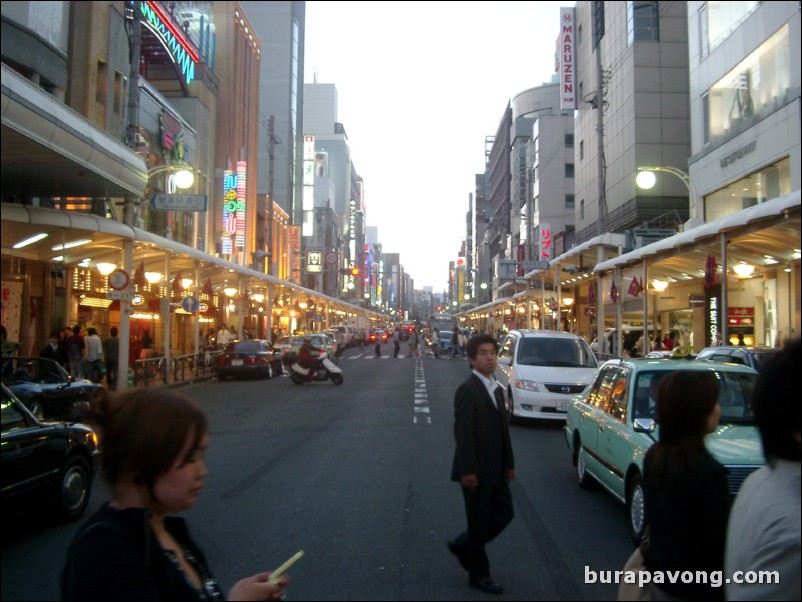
[558,7,576,110]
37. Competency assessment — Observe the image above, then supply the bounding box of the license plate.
[232,359,243,366]
[555,401,568,412]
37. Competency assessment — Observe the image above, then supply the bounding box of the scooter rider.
[298,336,322,370]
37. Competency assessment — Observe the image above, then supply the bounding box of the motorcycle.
[284,349,344,385]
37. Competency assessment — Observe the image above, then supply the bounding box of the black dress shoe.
[469,576,503,595]
[447,540,471,573]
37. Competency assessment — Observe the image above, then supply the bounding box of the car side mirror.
[633,417,656,433]
[497,356,511,366]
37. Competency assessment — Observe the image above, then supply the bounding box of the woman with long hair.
[643,370,729,601]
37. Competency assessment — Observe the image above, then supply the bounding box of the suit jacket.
[451,373,515,487]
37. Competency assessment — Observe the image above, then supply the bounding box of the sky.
[303,1,571,292]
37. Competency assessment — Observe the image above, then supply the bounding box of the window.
[113,71,123,114]
[608,372,629,422]
[565,164,575,178]
[627,1,659,45]
[580,199,585,220]
[565,194,575,209]
[705,26,790,144]
[565,134,574,148]
[95,60,108,104]
[707,1,758,52]
[580,140,584,161]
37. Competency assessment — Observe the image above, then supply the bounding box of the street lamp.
[636,166,699,225]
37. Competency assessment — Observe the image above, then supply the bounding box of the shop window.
[703,157,791,222]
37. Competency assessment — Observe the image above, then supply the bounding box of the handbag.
[617,526,650,602]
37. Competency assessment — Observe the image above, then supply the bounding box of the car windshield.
[632,370,757,424]
[516,338,596,368]
[227,341,260,353]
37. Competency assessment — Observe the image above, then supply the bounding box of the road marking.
[413,356,431,425]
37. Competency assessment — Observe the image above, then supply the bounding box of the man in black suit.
[448,333,515,594]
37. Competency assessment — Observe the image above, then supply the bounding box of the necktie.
[493,385,505,411]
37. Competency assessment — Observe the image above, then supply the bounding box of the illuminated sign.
[558,8,576,110]
[139,1,198,85]
[349,198,356,240]
[307,250,322,273]
[221,170,237,255]
[236,161,247,250]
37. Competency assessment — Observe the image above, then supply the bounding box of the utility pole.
[593,6,609,354]
[266,115,276,276]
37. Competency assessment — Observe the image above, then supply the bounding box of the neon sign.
[221,170,237,254]
[139,1,198,85]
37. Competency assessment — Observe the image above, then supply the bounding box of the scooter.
[285,350,344,385]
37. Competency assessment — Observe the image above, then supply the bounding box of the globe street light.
[636,166,699,225]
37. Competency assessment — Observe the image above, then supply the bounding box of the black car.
[1,384,98,522]
[215,339,284,380]
[1,357,102,421]
[695,345,778,371]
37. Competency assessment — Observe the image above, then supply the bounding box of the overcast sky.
[304,1,571,292]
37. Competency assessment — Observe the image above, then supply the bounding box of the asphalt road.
[1,342,634,600]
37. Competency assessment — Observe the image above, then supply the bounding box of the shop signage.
[558,8,576,110]
[688,294,705,308]
[522,260,550,271]
[704,284,722,346]
[150,194,208,211]
[140,1,198,85]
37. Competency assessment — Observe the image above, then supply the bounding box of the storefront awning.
[594,191,801,281]
[1,63,148,199]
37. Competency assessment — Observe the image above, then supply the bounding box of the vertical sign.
[539,223,552,261]
[289,225,301,282]
[221,170,237,255]
[235,160,247,251]
[558,7,576,110]
[302,136,315,237]
[705,284,721,347]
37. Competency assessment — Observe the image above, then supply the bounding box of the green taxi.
[564,358,763,544]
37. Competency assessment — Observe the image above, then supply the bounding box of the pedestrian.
[84,327,103,383]
[712,332,723,346]
[643,370,730,601]
[447,333,515,594]
[737,332,746,346]
[451,330,460,359]
[58,325,72,368]
[217,323,231,347]
[66,325,86,378]
[407,332,416,357]
[393,335,400,358]
[458,330,468,359]
[725,337,800,601]
[61,388,291,601]
[140,329,154,359]
[104,326,120,390]
[40,330,61,361]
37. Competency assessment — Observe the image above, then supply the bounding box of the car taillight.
[245,357,265,364]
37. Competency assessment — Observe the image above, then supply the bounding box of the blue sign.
[150,194,208,211]
[182,296,200,313]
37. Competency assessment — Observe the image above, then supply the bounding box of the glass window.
[706,26,790,144]
[716,370,757,424]
[704,157,791,222]
[499,336,516,360]
[627,1,659,45]
[707,1,758,52]
[587,367,618,414]
[565,134,574,148]
[566,194,575,209]
[608,373,629,422]
[565,164,575,178]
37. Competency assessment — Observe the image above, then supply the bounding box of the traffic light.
[351,267,360,276]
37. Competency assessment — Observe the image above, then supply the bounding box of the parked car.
[281,334,338,364]
[215,340,284,380]
[1,384,98,522]
[496,330,598,421]
[1,356,102,421]
[564,358,762,543]
[695,345,779,371]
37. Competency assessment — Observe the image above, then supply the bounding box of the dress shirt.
[472,369,501,409]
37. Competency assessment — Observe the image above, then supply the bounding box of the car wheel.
[507,390,519,424]
[28,398,45,420]
[575,443,595,489]
[58,455,92,521]
[627,472,646,545]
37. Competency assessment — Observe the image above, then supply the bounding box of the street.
[2,342,634,601]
